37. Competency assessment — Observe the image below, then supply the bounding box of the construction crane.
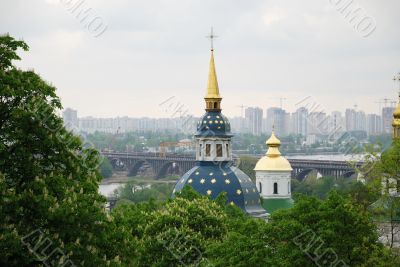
[235,105,248,117]
[375,98,396,114]
[270,97,291,109]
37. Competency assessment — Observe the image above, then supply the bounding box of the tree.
[265,191,384,266]
[115,182,174,203]
[206,214,274,267]
[363,140,400,248]
[0,34,135,266]
[99,157,113,178]
[238,156,258,181]
[113,187,228,266]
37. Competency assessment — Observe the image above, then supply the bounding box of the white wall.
[256,171,291,198]
[196,137,232,162]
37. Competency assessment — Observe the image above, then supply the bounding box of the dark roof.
[173,161,267,216]
[195,111,232,138]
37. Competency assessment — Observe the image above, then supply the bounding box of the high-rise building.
[367,114,382,136]
[345,109,357,131]
[62,108,78,130]
[292,107,308,136]
[345,109,367,132]
[245,107,263,135]
[330,111,344,133]
[308,112,328,135]
[382,107,395,134]
[355,111,367,131]
[266,107,288,136]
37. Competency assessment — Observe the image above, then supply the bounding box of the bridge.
[101,152,363,181]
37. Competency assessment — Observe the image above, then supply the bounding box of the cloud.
[1,0,400,118]
[263,7,289,26]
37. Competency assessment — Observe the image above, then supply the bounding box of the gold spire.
[205,50,220,99]
[204,49,222,111]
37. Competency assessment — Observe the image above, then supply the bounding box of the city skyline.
[63,103,396,137]
[2,0,400,117]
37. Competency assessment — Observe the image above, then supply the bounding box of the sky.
[1,0,400,118]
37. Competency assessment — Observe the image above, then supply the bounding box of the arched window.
[214,102,218,109]
[288,181,290,193]
[273,182,278,194]
[199,144,202,157]
[205,144,211,157]
[259,182,262,193]
[216,144,223,157]
[226,144,229,156]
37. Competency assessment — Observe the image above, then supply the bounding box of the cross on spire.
[393,72,400,98]
[206,27,218,51]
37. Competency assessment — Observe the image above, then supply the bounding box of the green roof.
[261,198,294,213]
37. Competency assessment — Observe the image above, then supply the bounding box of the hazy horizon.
[2,0,400,118]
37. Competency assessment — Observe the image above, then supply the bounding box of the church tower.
[254,130,294,213]
[173,32,267,218]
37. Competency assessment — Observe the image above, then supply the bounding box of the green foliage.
[292,175,380,208]
[379,140,400,182]
[207,191,397,266]
[113,187,228,266]
[115,182,174,203]
[362,140,400,248]
[2,33,399,266]
[0,34,135,266]
[266,191,384,266]
[99,157,113,178]
[238,156,258,181]
[0,33,28,70]
[207,215,274,267]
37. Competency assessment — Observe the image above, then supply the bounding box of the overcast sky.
[1,0,400,118]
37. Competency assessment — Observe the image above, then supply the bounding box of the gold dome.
[392,96,400,139]
[394,104,400,120]
[393,97,400,127]
[254,131,292,171]
[266,131,281,147]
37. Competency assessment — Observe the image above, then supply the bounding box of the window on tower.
[205,144,211,157]
[259,182,262,193]
[216,144,222,157]
[199,144,202,157]
[273,182,278,194]
[226,144,229,156]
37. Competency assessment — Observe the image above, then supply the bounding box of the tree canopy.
[0,33,135,266]
[1,33,400,266]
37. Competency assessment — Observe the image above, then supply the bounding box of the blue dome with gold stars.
[196,111,232,137]
[173,46,267,218]
[173,162,267,217]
